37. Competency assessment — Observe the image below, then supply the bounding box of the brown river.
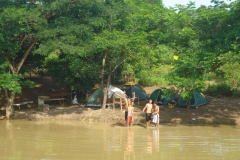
[1,120,240,160]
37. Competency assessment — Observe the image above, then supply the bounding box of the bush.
[232,88,240,97]
[138,77,167,86]
[137,65,171,86]
[206,83,232,96]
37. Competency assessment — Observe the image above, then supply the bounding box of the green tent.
[149,89,176,106]
[86,88,103,107]
[86,85,125,107]
[177,91,208,108]
[121,82,149,101]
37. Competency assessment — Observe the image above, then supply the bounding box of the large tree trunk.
[102,73,111,109]
[4,39,37,119]
[102,88,108,109]
[100,52,125,109]
[5,91,15,119]
[100,53,108,109]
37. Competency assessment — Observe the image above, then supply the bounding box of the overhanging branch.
[16,39,38,73]
[110,57,125,74]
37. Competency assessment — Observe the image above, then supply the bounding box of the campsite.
[1,76,240,126]
[1,0,240,121]
[1,1,240,159]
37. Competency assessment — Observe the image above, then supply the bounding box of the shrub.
[206,83,232,96]
[137,65,171,86]
[232,88,240,97]
[138,77,167,86]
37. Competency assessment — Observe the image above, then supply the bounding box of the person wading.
[124,98,131,126]
[152,102,160,127]
[142,99,153,128]
[127,101,134,127]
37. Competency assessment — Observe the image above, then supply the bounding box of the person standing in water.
[142,99,153,128]
[124,98,131,126]
[152,102,159,127]
[127,101,134,127]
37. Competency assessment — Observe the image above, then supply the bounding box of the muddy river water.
[1,121,240,160]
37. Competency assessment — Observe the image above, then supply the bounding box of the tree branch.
[16,39,38,73]
[5,57,14,73]
[18,34,30,46]
[101,52,108,87]
[110,57,125,74]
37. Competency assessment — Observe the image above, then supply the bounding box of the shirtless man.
[152,102,160,127]
[142,99,153,128]
[127,101,134,127]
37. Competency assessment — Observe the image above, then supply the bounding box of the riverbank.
[1,76,240,125]
[1,95,237,126]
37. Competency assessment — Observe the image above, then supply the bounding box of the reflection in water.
[146,129,153,154]
[5,120,14,159]
[1,121,240,160]
[153,129,159,153]
[124,128,135,160]
[6,120,13,139]
[145,129,160,154]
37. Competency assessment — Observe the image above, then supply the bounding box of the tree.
[219,0,240,87]
[193,0,240,85]
[89,30,134,109]
[30,0,133,109]
[166,41,207,110]
[121,0,173,84]
[0,1,47,118]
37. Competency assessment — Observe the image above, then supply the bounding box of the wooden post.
[112,94,115,110]
[120,98,122,111]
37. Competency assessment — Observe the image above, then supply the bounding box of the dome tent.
[149,88,176,106]
[86,85,125,107]
[177,91,208,108]
[121,82,149,101]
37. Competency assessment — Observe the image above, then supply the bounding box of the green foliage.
[206,82,240,97]
[0,73,22,93]
[137,65,171,86]
[0,4,46,56]
[219,51,240,88]
[166,44,208,99]
[20,79,36,88]
[44,53,98,91]
[161,87,177,99]
[0,62,22,93]
[0,61,36,92]
[138,77,166,86]
[180,90,193,100]
[0,0,47,99]
[221,63,240,88]
[1,0,240,103]
[232,88,240,97]
[205,83,232,96]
